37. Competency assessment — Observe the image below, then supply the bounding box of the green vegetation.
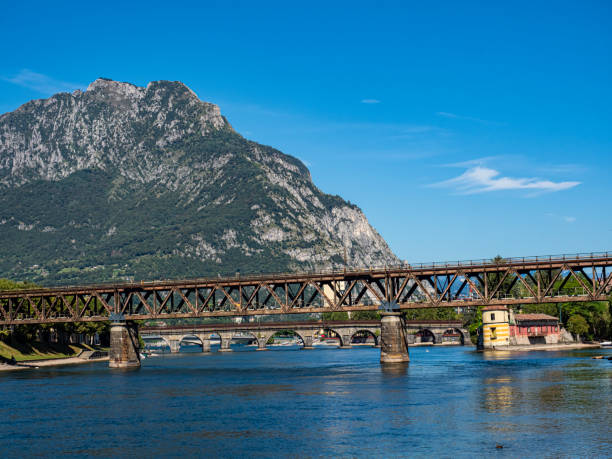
[0,340,99,362]
[566,314,589,338]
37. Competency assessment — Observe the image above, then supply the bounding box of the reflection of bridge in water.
[1,252,610,367]
[140,320,472,352]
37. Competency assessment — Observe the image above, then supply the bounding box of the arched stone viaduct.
[140,320,471,352]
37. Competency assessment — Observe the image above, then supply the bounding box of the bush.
[567,314,589,339]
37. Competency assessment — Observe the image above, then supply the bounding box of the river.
[1,345,610,457]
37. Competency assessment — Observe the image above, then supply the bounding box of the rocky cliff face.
[0,78,398,285]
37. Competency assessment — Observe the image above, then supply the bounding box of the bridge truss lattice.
[1,252,611,325]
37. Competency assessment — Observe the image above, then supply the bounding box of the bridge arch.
[142,335,172,352]
[230,331,258,348]
[349,329,378,346]
[442,328,467,345]
[265,330,304,348]
[416,328,436,344]
[322,328,344,347]
[179,334,204,349]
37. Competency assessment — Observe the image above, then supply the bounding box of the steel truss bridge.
[1,252,611,326]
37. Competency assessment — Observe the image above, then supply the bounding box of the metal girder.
[1,252,611,325]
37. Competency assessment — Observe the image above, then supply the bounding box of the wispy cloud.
[436,111,505,126]
[2,69,84,95]
[432,166,580,194]
[442,156,510,168]
[546,213,577,224]
[361,99,381,104]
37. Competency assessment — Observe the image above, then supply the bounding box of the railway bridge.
[1,252,610,367]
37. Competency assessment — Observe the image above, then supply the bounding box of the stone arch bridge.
[140,320,471,352]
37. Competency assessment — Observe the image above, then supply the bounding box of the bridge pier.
[168,339,181,353]
[219,332,233,352]
[201,338,211,353]
[256,332,273,351]
[339,333,352,349]
[301,333,315,349]
[380,312,410,364]
[109,320,141,368]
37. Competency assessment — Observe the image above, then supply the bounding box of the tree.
[566,314,589,339]
[351,310,380,320]
[321,311,349,321]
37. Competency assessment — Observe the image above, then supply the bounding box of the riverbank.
[0,340,101,361]
[0,355,109,372]
[0,340,109,371]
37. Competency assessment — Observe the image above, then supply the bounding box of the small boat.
[600,341,612,347]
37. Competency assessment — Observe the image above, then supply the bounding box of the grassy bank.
[0,341,104,362]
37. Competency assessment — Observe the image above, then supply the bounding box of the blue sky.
[1,1,611,263]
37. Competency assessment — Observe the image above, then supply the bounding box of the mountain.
[0,78,398,285]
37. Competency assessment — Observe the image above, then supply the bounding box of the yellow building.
[479,305,510,349]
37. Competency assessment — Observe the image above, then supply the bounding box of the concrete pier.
[218,332,233,352]
[301,333,315,349]
[255,332,273,351]
[339,334,352,349]
[109,321,141,368]
[201,338,211,353]
[168,340,181,353]
[380,312,410,364]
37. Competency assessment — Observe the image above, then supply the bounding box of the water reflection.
[481,350,518,360]
[381,363,409,376]
[482,376,515,413]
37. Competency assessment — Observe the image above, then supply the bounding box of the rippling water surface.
[1,345,611,457]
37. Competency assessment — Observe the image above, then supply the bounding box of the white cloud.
[563,216,576,223]
[361,99,381,104]
[433,166,580,194]
[2,69,83,95]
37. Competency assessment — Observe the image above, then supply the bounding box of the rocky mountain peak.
[86,77,139,94]
[0,79,398,285]
[0,78,232,188]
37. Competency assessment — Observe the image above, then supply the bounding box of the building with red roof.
[509,311,561,345]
